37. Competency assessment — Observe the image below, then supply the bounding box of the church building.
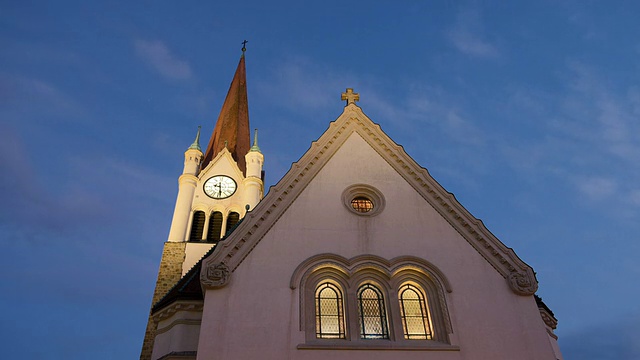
[140,47,563,360]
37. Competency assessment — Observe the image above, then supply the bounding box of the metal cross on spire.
[341,88,360,105]
[241,39,248,54]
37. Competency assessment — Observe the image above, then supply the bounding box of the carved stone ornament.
[508,272,537,295]
[201,262,230,289]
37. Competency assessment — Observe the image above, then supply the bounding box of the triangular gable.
[201,103,538,296]
[199,147,245,181]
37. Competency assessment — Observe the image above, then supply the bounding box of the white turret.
[167,127,203,242]
[243,129,264,210]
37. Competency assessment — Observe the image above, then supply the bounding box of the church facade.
[141,50,563,360]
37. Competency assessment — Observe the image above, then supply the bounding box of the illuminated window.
[399,284,433,340]
[342,184,385,216]
[315,283,346,339]
[296,255,454,348]
[357,284,389,339]
[351,197,374,213]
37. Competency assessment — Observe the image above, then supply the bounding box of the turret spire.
[189,126,202,151]
[201,49,251,173]
[250,128,261,152]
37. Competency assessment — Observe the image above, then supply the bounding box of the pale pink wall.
[197,133,556,359]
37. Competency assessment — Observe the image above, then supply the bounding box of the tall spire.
[201,46,251,174]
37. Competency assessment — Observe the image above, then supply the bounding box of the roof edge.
[201,102,538,296]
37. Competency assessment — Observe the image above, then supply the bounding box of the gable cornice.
[201,103,538,296]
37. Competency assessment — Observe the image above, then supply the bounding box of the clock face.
[203,175,237,199]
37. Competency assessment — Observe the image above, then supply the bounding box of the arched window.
[225,212,240,236]
[357,284,389,339]
[189,211,205,241]
[294,254,454,348]
[315,282,346,339]
[398,283,433,340]
[207,211,223,242]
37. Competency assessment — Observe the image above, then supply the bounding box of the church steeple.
[201,49,251,174]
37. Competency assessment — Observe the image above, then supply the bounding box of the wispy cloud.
[447,8,499,58]
[0,124,174,244]
[0,73,84,121]
[255,57,492,189]
[134,39,192,80]
[576,176,617,201]
[255,56,352,112]
[500,62,640,213]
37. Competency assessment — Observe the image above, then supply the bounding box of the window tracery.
[398,283,433,340]
[315,282,346,339]
[357,284,389,339]
[293,254,455,350]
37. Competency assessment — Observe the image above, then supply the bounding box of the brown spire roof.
[201,55,251,174]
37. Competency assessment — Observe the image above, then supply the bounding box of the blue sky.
[1,1,639,359]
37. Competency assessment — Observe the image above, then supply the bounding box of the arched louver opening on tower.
[225,212,240,236]
[189,211,205,241]
[207,211,223,242]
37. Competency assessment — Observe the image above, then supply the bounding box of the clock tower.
[140,47,263,360]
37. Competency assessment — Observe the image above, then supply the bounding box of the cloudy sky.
[1,1,639,359]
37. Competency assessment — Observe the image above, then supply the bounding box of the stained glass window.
[351,196,374,213]
[315,283,346,339]
[357,284,389,339]
[398,284,433,339]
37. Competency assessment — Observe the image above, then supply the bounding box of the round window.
[342,184,385,217]
[351,196,374,213]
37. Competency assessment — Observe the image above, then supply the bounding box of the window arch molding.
[390,269,453,341]
[302,266,351,342]
[292,254,456,349]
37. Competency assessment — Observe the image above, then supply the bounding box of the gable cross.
[341,88,359,105]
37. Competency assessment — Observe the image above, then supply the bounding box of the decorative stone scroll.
[508,272,537,295]
[201,262,230,289]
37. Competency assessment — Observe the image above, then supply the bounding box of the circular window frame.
[341,184,385,217]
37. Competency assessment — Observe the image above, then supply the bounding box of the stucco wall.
[152,307,202,360]
[197,133,556,359]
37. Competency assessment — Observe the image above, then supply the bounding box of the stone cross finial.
[341,88,359,105]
